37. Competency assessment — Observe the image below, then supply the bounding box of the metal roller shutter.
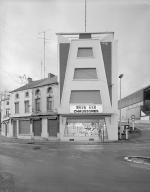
[19,120,30,134]
[48,119,58,137]
[33,119,42,136]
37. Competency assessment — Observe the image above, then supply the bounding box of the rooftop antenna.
[41,60,43,79]
[38,30,51,78]
[85,0,87,32]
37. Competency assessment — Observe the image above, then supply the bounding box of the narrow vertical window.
[15,93,19,99]
[25,100,29,113]
[25,92,29,97]
[35,98,40,112]
[35,89,40,96]
[15,102,19,114]
[6,109,10,117]
[47,97,53,111]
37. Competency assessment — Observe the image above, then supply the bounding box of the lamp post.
[119,73,124,139]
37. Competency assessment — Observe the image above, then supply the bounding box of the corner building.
[57,32,118,142]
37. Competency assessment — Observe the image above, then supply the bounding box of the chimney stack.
[48,73,55,79]
[27,77,32,84]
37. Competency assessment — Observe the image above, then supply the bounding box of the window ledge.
[47,110,54,112]
[76,57,95,59]
[73,79,98,81]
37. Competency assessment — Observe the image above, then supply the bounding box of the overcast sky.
[0,0,150,97]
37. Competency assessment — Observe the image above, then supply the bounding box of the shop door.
[13,120,17,137]
[48,119,58,137]
[5,124,8,136]
[33,120,42,136]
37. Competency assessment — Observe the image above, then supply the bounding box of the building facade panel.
[58,32,118,142]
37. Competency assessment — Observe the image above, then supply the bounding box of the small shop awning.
[60,113,112,117]
[47,116,57,120]
[10,116,30,120]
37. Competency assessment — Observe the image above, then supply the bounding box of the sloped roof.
[11,76,58,93]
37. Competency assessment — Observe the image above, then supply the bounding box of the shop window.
[77,47,93,57]
[74,68,98,79]
[24,100,29,113]
[70,90,102,104]
[15,102,19,114]
[35,98,40,112]
[47,97,53,111]
[64,119,108,140]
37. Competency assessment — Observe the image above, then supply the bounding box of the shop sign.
[70,104,103,113]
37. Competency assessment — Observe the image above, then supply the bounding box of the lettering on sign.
[70,104,103,113]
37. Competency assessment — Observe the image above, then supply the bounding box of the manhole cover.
[124,156,150,165]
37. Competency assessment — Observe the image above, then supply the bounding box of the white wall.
[32,84,59,114]
[59,39,112,114]
[10,89,32,117]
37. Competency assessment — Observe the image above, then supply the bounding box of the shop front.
[60,104,109,142]
[60,115,109,142]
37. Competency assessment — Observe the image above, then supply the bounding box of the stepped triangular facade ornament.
[57,32,118,142]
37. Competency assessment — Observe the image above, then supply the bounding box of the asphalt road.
[0,125,150,192]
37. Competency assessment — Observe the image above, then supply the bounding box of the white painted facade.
[10,89,32,118]
[1,95,11,137]
[1,75,59,140]
[58,33,118,142]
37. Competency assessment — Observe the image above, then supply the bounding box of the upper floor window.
[6,109,10,117]
[35,98,40,112]
[25,91,29,97]
[15,93,19,99]
[47,87,53,95]
[15,102,19,114]
[74,68,98,79]
[35,89,40,96]
[6,101,9,105]
[24,100,29,113]
[47,97,53,111]
[77,47,93,57]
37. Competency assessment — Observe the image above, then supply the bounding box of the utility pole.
[119,74,124,139]
[39,31,46,78]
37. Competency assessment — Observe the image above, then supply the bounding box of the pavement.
[0,123,150,192]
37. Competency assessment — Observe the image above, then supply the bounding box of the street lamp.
[119,73,124,139]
